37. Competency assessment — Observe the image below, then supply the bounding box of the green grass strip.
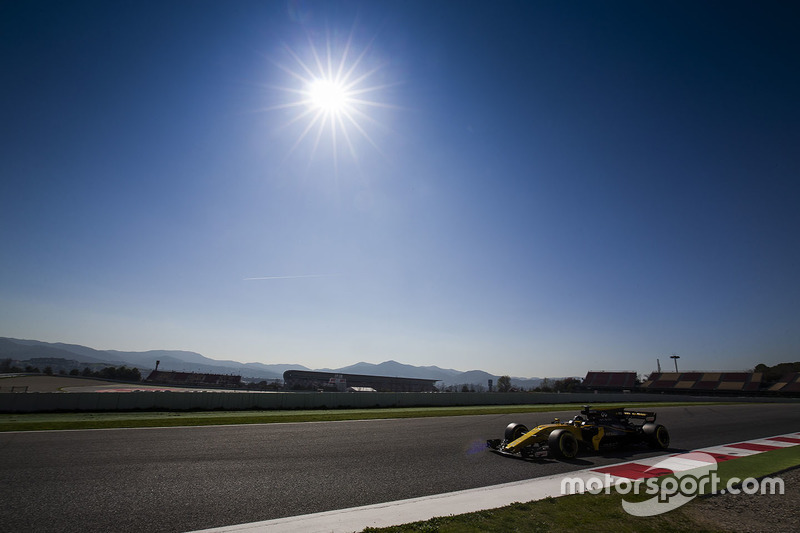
[0,401,731,432]
[363,442,800,532]
[713,443,800,485]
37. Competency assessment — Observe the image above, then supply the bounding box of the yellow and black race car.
[486,405,670,460]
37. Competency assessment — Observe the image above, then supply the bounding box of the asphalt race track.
[2,404,799,532]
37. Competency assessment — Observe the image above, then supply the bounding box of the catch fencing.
[1,391,795,413]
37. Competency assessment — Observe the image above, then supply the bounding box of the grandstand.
[581,366,798,396]
[640,372,763,393]
[580,371,637,391]
[767,373,800,394]
[145,370,241,387]
[283,370,438,392]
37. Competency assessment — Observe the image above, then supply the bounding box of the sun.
[307,78,349,114]
[264,29,395,167]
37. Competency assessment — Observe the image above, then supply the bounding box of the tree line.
[438,375,582,393]
[753,362,800,383]
[495,375,581,393]
[1,359,141,381]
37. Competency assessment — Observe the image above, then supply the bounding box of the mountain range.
[0,337,545,388]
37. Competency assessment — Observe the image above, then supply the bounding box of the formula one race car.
[486,405,670,460]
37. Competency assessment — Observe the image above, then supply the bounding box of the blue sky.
[1,1,798,378]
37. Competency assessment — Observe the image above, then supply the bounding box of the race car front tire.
[548,429,579,459]
[504,423,529,442]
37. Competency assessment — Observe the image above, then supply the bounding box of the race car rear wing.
[581,405,657,423]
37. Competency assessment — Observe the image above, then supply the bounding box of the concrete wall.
[1,391,797,413]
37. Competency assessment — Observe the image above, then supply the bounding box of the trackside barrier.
[0,391,797,413]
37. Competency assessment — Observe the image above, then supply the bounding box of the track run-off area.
[1,403,799,532]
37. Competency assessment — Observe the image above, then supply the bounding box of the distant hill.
[435,370,544,390]
[0,338,292,380]
[0,338,114,364]
[305,360,544,388]
[325,360,462,382]
[0,337,542,386]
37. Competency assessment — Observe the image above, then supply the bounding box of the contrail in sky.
[243,274,336,281]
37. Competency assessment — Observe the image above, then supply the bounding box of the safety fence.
[1,390,796,413]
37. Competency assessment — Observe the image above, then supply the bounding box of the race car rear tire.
[643,423,670,449]
[548,429,579,459]
[504,423,529,442]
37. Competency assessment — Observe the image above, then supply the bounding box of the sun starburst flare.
[264,29,397,169]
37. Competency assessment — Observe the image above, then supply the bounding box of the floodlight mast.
[670,353,680,372]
